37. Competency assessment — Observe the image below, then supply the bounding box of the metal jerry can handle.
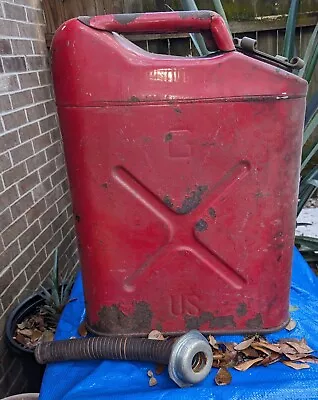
[78,10,235,52]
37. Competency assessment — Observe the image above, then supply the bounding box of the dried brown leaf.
[208,335,219,349]
[14,333,29,346]
[214,368,232,386]
[18,329,33,338]
[234,337,256,351]
[280,343,298,355]
[285,319,297,331]
[78,321,88,337]
[282,361,310,370]
[149,377,157,387]
[148,330,164,341]
[17,322,26,330]
[147,370,153,378]
[31,329,43,342]
[285,353,310,361]
[250,343,272,356]
[234,357,263,371]
[241,347,260,358]
[252,342,281,354]
[260,354,281,366]
[155,364,165,375]
[297,356,318,364]
[42,330,54,342]
[286,340,313,354]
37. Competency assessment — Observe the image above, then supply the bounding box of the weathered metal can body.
[51,11,307,336]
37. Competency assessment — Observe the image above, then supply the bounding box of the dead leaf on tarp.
[234,337,256,351]
[285,319,297,331]
[260,354,281,366]
[148,330,164,341]
[250,343,272,356]
[208,335,219,349]
[149,377,157,387]
[280,343,298,355]
[155,364,165,375]
[234,357,263,371]
[78,321,88,337]
[289,305,299,312]
[286,340,313,354]
[147,370,153,378]
[241,347,260,358]
[282,361,310,370]
[297,356,318,364]
[214,368,232,386]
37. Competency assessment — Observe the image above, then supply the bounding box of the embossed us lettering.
[169,295,200,316]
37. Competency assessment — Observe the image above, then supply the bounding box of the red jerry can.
[51,11,307,336]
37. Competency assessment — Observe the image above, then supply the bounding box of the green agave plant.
[181,0,318,262]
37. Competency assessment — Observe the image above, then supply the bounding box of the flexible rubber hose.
[35,336,174,365]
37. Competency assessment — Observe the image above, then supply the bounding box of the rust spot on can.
[174,107,181,114]
[164,132,173,142]
[195,219,208,232]
[245,313,263,329]
[114,13,138,24]
[176,185,208,215]
[101,183,108,189]
[163,195,174,209]
[236,303,247,317]
[208,208,216,218]
[75,215,80,222]
[129,95,140,102]
[185,312,236,330]
[94,301,152,335]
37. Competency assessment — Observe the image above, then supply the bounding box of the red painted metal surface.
[51,11,307,336]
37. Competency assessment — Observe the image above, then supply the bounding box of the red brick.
[1,271,27,310]
[39,203,57,230]
[0,208,13,231]
[17,22,44,39]
[10,90,33,109]
[38,70,51,85]
[46,142,61,161]
[34,224,52,252]
[32,86,51,102]
[45,229,63,258]
[10,141,34,164]
[3,3,26,21]
[0,131,20,151]
[10,192,34,220]
[0,39,12,55]
[26,8,44,24]
[11,243,36,276]
[25,248,46,279]
[0,268,14,296]
[0,153,12,173]
[19,72,40,89]
[26,55,48,71]
[0,94,12,112]
[32,177,52,201]
[0,19,19,37]
[0,75,20,94]
[39,159,56,181]
[26,150,46,172]
[51,166,66,186]
[45,184,62,207]
[2,56,26,73]
[2,110,27,131]
[3,162,28,187]
[11,39,33,55]
[39,114,56,133]
[26,103,46,123]
[25,198,46,225]
[45,101,57,115]
[19,122,40,142]
[18,220,41,250]
[0,240,20,271]
[18,171,40,195]
[2,216,27,247]
[33,132,51,152]
[0,186,19,213]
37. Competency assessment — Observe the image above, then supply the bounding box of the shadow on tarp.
[40,248,318,400]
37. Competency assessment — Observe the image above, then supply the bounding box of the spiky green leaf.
[283,0,299,60]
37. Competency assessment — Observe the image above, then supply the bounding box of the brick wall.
[0,0,79,396]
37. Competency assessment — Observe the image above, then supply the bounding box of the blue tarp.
[40,248,318,400]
